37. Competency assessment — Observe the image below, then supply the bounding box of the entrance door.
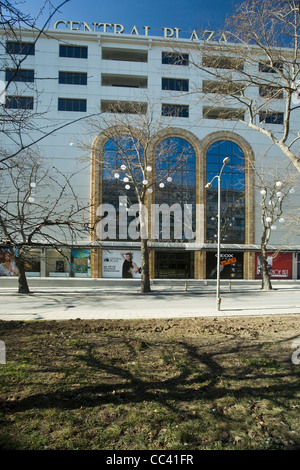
[155,252,193,278]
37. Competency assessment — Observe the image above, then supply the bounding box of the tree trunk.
[140,238,151,293]
[16,254,30,294]
[259,248,272,291]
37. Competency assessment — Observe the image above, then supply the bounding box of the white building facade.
[1,22,300,280]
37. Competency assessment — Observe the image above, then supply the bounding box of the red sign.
[255,253,292,279]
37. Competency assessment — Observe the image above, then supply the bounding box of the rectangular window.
[162,78,189,92]
[6,41,35,55]
[5,95,34,109]
[259,111,284,124]
[59,71,87,85]
[259,85,283,99]
[162,52,189,66]
[259,61,283,73]
[59,45,88,59]
[162,104,189,118]
[5,69,34,83]
[202,56,244,70]
[58,98,87,112]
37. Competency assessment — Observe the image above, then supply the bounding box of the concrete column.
[40,248,46,277]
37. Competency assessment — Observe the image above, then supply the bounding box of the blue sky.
[19,0,239,37]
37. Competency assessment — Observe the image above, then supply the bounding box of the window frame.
[259,61,283,73]
[6,41,35,55]
[5,68,35,83]
[162,52,189,66]
[58,98,87,112]
[59,71,87,85]
[258,85,284,99]
[162,104,189,118]
[259,111,284,124]
[162,78,189,92]
[59,44,88,59]
[5,95,34,110]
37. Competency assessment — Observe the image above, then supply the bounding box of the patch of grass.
[242,357,284,371]
[0,316,300,450]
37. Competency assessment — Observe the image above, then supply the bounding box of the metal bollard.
[229,282,231,292]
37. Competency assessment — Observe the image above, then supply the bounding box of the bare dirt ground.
[0,314,300,450]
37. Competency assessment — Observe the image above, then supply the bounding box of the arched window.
[206,140,245,243]
[155,137,196,240]
[102,135,143,239]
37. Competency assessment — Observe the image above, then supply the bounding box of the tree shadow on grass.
[3,333,300,422]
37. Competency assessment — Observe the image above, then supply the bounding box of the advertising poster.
[0,249,18,277]
[102,250,142,278]
[255,252,292,279]
[206,252,243,279]
[71,249,91,277]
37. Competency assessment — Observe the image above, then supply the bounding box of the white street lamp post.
[205,157,230,311]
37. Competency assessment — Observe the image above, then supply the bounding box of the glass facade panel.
[102,135,143,240]
[206,140,245,243]
[155,137,196,240]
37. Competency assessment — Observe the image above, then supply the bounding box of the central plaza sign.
[53,20,227,42]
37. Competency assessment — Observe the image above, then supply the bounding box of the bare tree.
[0,150,92,293]
[188,0,300,173]
[254,164,298,289]
[85,101,194,293]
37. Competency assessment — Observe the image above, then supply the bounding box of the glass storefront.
[206,251,243,279]
[24,249,41,276]
[155,251,194,278]
[45,249,71,277]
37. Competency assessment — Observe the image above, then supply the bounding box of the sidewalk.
[0,278,299,321]
[0,277,300,295]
